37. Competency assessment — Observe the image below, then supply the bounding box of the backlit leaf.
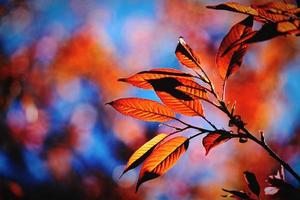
[207,2,258,16]
[277,19,300,35]
[207,2,298,23]
[118,68,194,89]
[107,98,175,122]
[121,134,168,176]
[175,37,202,69]
[217,16,253,80]
[136,136,189,191]
[148,77,204,116]
[252,2,298,23]
[243,171,260,198]
[202,132,231,155]
[175,79,209,100]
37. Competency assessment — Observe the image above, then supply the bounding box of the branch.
[220,102,300,183]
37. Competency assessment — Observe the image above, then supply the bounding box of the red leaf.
[243,171,260,198]
[216,16,253,80]
[202,132,231,155]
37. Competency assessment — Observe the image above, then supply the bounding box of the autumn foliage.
[108,1,300,199]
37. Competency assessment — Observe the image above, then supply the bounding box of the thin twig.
[160,123,182,130]
[201,115,217,130]
[189,131,208,140]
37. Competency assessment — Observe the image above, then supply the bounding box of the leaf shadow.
[147,78,193,101]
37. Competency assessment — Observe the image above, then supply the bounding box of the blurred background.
[0,0,300,199]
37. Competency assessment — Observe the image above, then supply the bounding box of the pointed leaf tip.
[175,36,201,69]
[136,137,189,191]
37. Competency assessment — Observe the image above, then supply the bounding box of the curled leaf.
[119,68,194,89]
[217,16,253,80]
[202,132,231,155]
[175,37,202,69]
[107,98,175,122]
[121,134,168,177]
[243,171,260,198]
[136,136,189,191]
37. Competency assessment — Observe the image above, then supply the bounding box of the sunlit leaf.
[175,78,209,100]
[207,2,298,23]
[206,2,258,16]
[252,2,299,23]
[202,132,231,155]
[277,19,300,35]
[243,171,260,198]
[147,77,205,116]
[121,134,168,176]
[107,98,175,122]
[175,37,202,69]
[157,91,204,116]
[119,68,194,89]
[217,16,253,80]
[136,136,189,191]
[222,188,253,200]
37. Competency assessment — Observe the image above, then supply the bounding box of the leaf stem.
[222,79,226,101]
[172,117,211,133]
[201,115,217,130]
[188,131,208,140]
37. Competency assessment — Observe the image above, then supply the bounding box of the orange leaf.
[277,19,300,35]
[148,77,204,116]
[207,2,298,23]
[207,2,258,16]
[107,98,175,122]
[136,136,189,191]
[175,79,209,101]
[252,2,298,23]
[217,16,253,80]
[121,134,168,176]
[175,37,202,69]
[119,68,194,89]
[202,132,231,156]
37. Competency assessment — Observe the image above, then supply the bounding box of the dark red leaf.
[202,132,231,156]
[222,188,253,200]
[243,171,260,198]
